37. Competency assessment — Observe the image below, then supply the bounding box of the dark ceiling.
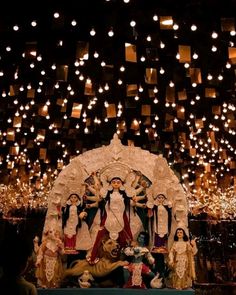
[0,0,235,190]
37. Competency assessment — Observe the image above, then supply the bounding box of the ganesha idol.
[36,134,194,289]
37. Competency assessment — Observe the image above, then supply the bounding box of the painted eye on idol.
[111,180,121,184]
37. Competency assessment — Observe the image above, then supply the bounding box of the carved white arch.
[44,133,189,245]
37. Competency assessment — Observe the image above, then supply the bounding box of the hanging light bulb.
[211,31,218,39]
[90,28,96,36]
[108,27,114,37]
[53,12,60,19]
[94,51,99,58]
[130,20,136,27]
[71,19,77,26]
[193,52,198,59]
[173,23,179,30]
[140,56,146,62]
[191,24,197,31]
[13,25,19,31]
[153,15,158,21]
[160,67,165,74]
[31,20,37,27]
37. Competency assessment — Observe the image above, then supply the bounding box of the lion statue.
[64,238,129,282]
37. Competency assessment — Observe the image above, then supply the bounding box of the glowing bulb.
[211,45,217,52]
[71,20,77,26]
[160,42,165,49]
[207,74,213,80]
[13,25,19,31]
[108,28,114,37]
[173,23,179,30]
[211,31,218,39]
[130,20,136,27]
[74,60,79,67]
[90,28,96,36]
[169,81,174,87]
[160,67,165,74]
[193,52,198,59]
[54,12,60,18]
[31,20,37,27]
[153,15,158,21]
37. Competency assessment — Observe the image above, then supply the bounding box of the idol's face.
[69,194,79,203]
[137,234,145,246]
[176,229,184,239]
[157,195,165,203]
[48,229,55,238]
[111,178,122,189]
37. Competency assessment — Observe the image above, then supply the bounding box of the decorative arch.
[43,133,189,246]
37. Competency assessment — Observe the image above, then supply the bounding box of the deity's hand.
[132,196,137,202]
[79,211,88,219]
[141,180,148,188]
[98,195,103,201]
[130,240,137,247]
[56,239,64,248]
[190,237,197,247]
[35,262,40,267]
[167,201,172,208]
[168,260,174,268]
[121,260,129,267]
[33,236,39,243]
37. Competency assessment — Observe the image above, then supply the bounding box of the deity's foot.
[64,248,79,254]
[151,246,168,254]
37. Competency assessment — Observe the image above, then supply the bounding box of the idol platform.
[37,288,194,295]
